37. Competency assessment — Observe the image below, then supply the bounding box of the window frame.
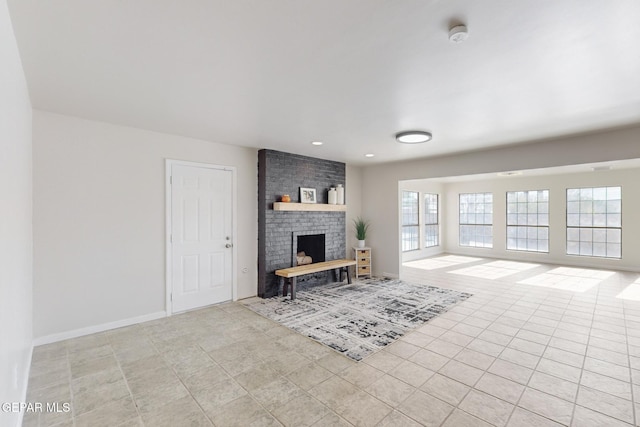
[459,192,493,248]
[506,189,550,253]
[566,186,622,259]
[424,193,439,248]
[401,190,420,252]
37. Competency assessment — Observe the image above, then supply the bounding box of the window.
[567,186,621,258]
[402,191,419,251]
[424,193,439,247]
[459,193,493,248]
[507,190,549,253]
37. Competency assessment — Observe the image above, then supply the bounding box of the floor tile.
[536,358,582,383]
[272,394,329,427]
[454,348,495,370]
[398,390,454,426]
[141,395,212,427]
[339,390,393,426]
[74,397,138,427]
[425,338,464,358]
[338,362,383,389]
[528,371,578,402]
[420,373,470,405]
[308,376,359,414]
[441,409,493,427]
[388,360,435,388]
[474,372,525,404]
[499,348,540,369]
[576,386,634,424]
[466,338,505,357]
[518,388,574,425]
[363,350,404,373]
[571,405,634,427]
[365,374,415,407]
[288,362,334,390]
[400,331,436,348]
[377,410,423,427]
[580,370,632,400]
[192,377,247,414]
[438,359,484,386]
[488,359,534,385]
[583,357,631,382]
[251,377,305,412]
[458,389,514,426]
[507,407,563,427]
[408,349,450,371]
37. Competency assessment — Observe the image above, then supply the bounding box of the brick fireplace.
[258,149,346,297]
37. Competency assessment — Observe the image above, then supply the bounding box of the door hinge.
[170,234,173,243]
[170,293,173,301]
[169,176,173,184]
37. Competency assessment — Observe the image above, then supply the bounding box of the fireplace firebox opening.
[296,234,325,266]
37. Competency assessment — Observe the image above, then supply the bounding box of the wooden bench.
[275,259,356,300]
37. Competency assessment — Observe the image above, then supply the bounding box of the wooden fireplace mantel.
[273,202,347,212]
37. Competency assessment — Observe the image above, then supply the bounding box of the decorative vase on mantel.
[328,187,337,205]
[337,184,345,205]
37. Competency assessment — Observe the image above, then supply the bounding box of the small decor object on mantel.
[337,184,345,205]
[281,194,291,203]
[353,217,370,248]
[300,187,317,204]
[328,187,337,205]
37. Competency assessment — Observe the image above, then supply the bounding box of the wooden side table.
[353,247,371,278]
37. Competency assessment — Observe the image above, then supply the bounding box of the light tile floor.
[24,255,640,426]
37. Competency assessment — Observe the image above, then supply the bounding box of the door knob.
[225,243,233,248]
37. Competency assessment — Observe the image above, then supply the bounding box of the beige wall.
[361,126,640,277]
[346,165,363,255]
[0,1,33,425]
[33,111,258,340]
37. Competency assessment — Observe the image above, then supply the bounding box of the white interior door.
[170,163,233,312]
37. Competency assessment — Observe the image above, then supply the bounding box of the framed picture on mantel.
[300,187,317,203]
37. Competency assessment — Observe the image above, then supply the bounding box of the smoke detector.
[449,25,469,43]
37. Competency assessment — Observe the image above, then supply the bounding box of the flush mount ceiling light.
[365,153,375,158]
[311,141,323,146]
[449,25,469,43]
[395,131,433,144]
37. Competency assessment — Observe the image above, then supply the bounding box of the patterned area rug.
[245,277,472,361]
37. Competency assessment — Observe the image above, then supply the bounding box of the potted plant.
[353,217,370,248]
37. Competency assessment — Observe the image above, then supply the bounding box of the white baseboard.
[33,311,167,346]
[382,272,400,279]
[15,344,33,427]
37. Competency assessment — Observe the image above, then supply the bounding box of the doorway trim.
[165,159,238,316]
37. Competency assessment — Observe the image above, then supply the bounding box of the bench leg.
[338,268,343,282]
[291,277,297,300]
[280,277,287,297]
[346,266,352,284]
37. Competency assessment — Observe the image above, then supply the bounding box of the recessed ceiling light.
[365,153,375,158]
[311,141,323,146]
[396,131,432,144]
